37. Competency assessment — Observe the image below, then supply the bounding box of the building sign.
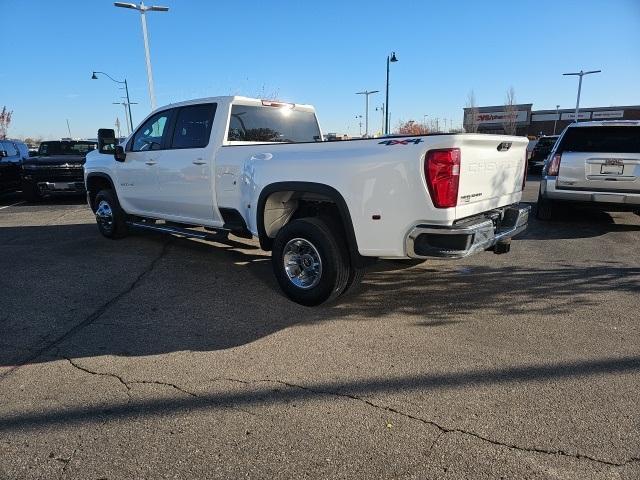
[531,113,560,122]
[592,110,624,119]
[561,112,591,121]
[469,110,529,125]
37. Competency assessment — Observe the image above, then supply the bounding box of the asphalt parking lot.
[1,178,639,479]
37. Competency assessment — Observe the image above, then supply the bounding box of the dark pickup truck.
[21,140,97,201]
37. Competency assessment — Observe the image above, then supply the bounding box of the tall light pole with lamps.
[355,90,379,138]
[114,1,169,111]
[563,70,601,122]
[553,104,560,135]
[92,71,134,133]
[384,52,398,135]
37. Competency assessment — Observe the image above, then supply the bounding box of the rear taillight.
[425,148,460,208]
[547,153,562,176]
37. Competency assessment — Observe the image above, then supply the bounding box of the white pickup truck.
[85,96,530,305]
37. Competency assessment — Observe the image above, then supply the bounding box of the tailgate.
[455,135,528,218]
[557,152,640,192]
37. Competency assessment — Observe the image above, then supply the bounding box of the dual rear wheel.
[271,217,364,306]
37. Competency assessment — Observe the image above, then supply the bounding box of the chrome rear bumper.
[406,204,530,259]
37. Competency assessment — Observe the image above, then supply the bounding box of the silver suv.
[537,120,640,220]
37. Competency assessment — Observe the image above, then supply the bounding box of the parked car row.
[0,139,97,200]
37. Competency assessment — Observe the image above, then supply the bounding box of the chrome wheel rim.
[283,238,323,289]
[95,200,114,232]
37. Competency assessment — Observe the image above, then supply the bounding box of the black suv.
[528,135,559,173]
[21,140,97,201]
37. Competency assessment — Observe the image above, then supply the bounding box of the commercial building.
[463,104,640,137]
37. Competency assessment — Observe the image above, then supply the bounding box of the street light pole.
[384,52,398,135]
[114,1,169,111]
[92,71,135,132]
[356,90,379,138]
[553,104,560,135]
[563,70,601,122]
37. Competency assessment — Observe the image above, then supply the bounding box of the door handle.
[192,159,207,165]
[145,160,156,166]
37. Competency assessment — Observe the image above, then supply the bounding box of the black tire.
[22,181,42,202]
[272,217,350,306]
[536,192,556,221]
[94,189,128,239]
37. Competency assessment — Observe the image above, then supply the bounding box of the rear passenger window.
[559,127,640,153]
[171,104,216,149]
[227,105,321,143]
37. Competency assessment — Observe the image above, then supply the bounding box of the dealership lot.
[0,179,639,479]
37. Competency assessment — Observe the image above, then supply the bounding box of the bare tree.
[0,106,13,139]
[465,90,479,133]
[503,86,518,135]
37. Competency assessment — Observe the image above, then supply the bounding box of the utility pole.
[355,90,379,138]
[66,119,72,139]
[563,70,601,122]
[113,99,139,135]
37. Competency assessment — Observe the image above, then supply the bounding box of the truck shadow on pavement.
[1,221,639,369]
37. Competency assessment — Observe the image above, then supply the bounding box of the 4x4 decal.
[378,138,423,146]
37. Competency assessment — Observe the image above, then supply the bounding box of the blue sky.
[2,0,640,139]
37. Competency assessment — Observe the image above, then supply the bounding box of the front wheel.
[94,189,129,239]
[272,218,350,306]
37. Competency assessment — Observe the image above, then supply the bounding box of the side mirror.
[0,150,7,158]
[98,128,116,154]
[114,145,126,162]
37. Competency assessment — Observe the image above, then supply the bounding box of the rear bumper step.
[406,204,530,259]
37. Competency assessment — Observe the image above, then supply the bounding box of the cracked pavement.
[0,181,639,479]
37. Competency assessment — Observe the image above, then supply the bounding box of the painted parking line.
[0,201,26,210]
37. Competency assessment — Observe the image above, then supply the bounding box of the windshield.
[38,141,97,156]
[227,105,321,143]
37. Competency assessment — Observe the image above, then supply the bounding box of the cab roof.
[156,96,316,113]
